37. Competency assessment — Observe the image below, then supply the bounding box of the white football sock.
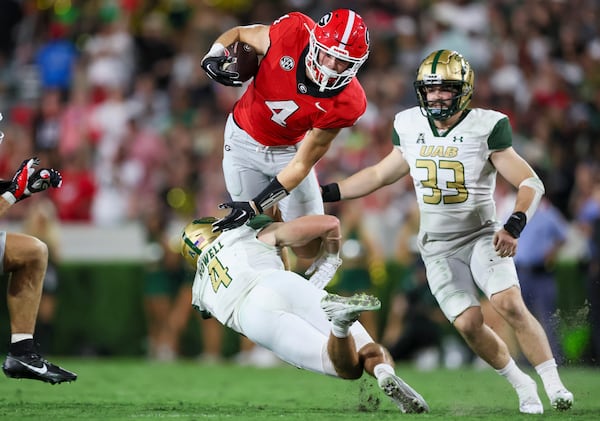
[11,333,33,343]
[373,363,395,380]
[535,358,567,395]
[497,358,543,414]
[331,323,350,338]
[496,358,533,387]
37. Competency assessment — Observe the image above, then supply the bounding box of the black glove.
[26,168,62,195]
[212,201,258,232]
[1,160,62,204]
[201,56,242,87]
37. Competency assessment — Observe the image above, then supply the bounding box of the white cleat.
[320,293,381,328]
[516,382,544,414]
[306,255,342,289]
[378,374,429,414]
[550,389,573,411]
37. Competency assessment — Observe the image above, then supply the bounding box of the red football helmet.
[305,9,370,92]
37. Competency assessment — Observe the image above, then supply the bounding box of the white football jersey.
[191,218,284,330]
[394,107,513,235]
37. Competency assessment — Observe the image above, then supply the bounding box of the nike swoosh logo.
[20,361,48,375]
[315,102,326,112]
[233,210,248,222]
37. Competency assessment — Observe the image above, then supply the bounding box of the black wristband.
[321,183,341,202]
[252,177,289,213]
[503,211,527,239]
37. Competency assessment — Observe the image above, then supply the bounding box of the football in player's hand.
[223,42,259,82]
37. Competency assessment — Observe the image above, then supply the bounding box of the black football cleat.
[2,353,77,384]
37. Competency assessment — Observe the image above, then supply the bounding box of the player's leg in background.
[518,268,562,363]
[159,279,194,359]
[35,263,58,354]
[143,269,177,360]
[196,315,224,364]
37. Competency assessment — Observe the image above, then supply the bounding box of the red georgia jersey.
[232,12,367,147]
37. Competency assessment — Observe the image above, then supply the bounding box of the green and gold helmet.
[180,217,221,268]
[414,50,474,121]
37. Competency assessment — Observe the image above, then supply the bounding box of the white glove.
[305,254,342,289]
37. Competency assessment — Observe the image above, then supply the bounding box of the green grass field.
[0,359,597,420]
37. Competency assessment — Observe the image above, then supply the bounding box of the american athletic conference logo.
[280,56,294,71]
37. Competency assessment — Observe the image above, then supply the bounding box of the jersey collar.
[297,46,348,98]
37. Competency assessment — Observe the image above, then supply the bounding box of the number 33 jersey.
[232,12,367,147]
[393,107,513,236]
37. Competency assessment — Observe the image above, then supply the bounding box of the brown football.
[223,41,259,82]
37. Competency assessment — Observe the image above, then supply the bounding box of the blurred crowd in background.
[0,0,599,367]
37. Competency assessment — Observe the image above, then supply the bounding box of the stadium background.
[0,0,597,367]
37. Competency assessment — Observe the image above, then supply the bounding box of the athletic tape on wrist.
[519,176,544,220]
[206,43,226,58]
[1,191,16,205]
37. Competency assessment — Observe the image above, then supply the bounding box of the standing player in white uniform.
[180,214,429,414]
[320,50,573,414]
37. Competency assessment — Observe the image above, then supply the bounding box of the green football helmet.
[180,217,221,268]
[414,50,474,121]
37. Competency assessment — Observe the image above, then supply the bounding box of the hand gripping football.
[223,42,259,82]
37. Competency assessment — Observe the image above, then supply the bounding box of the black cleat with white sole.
[2,353,77,384]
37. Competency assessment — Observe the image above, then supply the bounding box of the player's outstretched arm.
[212,128,340,232]
[259,214,341,252]
[491,147,545,257]
[323,148,409,202]
[259,215,343,288]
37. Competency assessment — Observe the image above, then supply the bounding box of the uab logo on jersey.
[419,145,459,158]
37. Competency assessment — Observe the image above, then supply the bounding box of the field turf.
[0,359,597,420]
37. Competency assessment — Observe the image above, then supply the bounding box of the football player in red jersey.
[201,9,370,242]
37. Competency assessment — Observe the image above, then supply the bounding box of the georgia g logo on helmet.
[305,9,370,92]
[318,12,333,27]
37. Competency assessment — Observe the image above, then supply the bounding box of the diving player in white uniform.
[320,50,573,414]
[180,214,428,414]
